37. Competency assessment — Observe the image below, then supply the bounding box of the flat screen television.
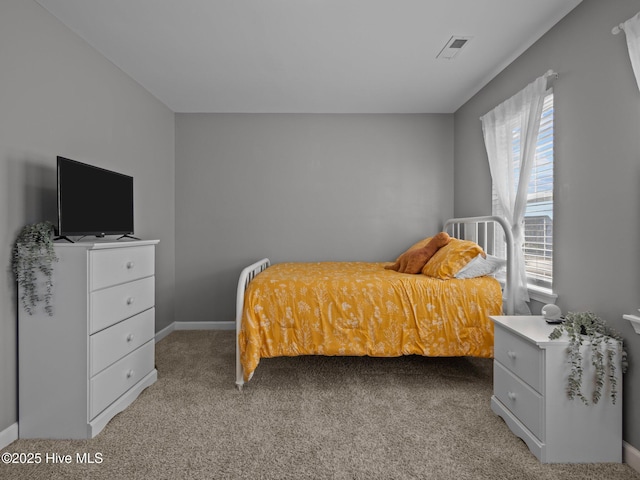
[57,156,134,238]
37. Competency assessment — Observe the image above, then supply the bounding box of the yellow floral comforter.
[239,262,502,381]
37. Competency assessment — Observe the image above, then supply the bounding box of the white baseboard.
[175,321,235,330]
[0,422,18,450]
[155,322,175,342]
[624,441,640,473]
[155,321,234,343]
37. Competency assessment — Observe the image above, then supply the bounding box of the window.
[493,92,554,291]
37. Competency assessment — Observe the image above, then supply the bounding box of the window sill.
[622,314,640,334]
[496,274,557,305]
[528,285,557,305]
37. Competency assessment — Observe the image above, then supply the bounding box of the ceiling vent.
[436,36,472,60]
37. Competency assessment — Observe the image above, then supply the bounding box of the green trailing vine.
[12,221,58,316]
[549,311,628,405]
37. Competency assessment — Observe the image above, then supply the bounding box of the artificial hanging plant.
[12,221,58,316]
[549,311,628,405]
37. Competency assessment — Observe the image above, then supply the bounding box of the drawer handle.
[507,391,517,401]
[126,261,135,270]
[126,297,135,306]
[507,350,516,360]
[126,333,134,342]
[126,369,135,379]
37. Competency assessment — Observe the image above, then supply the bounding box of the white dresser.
[18,240,158,439]
[490,315,622,463]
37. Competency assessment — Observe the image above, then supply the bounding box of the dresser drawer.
[90,246,155,291]
[494,325,544,393]
[90,276,155,334]
[90,340,155,419]
[494,361,543,440]
[90,308,155,376]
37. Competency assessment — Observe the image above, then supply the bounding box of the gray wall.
[0,1,175,434]
[175,113,453,324]
[454,0,640,451]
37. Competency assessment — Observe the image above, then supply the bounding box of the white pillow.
[454,254,506,279]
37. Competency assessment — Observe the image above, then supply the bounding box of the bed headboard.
[443,216,515,316]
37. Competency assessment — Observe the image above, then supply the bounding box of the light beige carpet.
[1,330,638,480]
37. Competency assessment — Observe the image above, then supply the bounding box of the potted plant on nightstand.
[12,221,58,316]
[549,311,628,405]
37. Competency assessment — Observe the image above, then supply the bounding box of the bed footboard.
[235,258,270,390]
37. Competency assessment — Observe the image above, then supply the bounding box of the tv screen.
[57,157,134,237]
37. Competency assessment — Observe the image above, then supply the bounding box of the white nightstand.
[490,315,622,463]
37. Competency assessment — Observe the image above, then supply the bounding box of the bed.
[235,216,515,390]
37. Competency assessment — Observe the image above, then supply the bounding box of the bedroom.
[1,0,640,477]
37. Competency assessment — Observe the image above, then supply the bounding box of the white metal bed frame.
[235,215,515,390]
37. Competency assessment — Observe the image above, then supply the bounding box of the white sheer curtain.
[480,74,549,314]
[623,12,640,91]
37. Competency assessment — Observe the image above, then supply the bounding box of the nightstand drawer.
[494,325,543,393]
[90,308,155,376]
[494,361,543,440]
[90,276,155,334]
[90,246,155,291]
[90,340,154,419]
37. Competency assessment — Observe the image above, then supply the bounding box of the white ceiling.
[35,0,583,114]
